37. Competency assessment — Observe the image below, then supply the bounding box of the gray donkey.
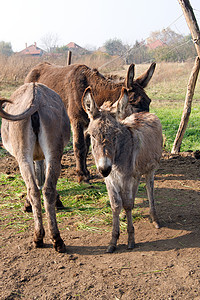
[82,87,163,253]
[0,83,70,252]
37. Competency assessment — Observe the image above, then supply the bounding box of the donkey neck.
[113,121,134,163]
[86,71,123,107]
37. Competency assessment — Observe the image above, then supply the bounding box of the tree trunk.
[171,0,200,153]
[171,56,200,154]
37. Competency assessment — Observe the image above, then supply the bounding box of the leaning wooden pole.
[171,0,200,154]
[171,57,200,154]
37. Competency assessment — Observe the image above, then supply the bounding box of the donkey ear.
[82,86,99,118]
[116,87,129,120]
[135,62,156,88]
[125,64,135,89]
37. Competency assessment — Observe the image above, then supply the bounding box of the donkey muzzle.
[98,157,112,177]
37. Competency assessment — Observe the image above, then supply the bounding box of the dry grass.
[0,53,200,101]
[72,51,124,71]
[110,60,200,101]
[0,52,124,87]
[110,60,198,84]
[0,55,39,82]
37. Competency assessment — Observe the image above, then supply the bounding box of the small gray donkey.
[82,86,163,253]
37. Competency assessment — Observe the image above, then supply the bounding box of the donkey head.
[82,87,129,177]
[124,62,156,112]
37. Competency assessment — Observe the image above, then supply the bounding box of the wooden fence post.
[171,0,200,153]
[171,56,200,154]
[67,50,72,65]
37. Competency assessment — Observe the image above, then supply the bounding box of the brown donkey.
[0,83,70,252]
[82,87,163,253]
[25,62,156,182]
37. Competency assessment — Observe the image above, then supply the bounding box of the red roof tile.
[18,43,44,56]
[146,40,165,50]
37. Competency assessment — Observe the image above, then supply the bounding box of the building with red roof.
[18,42,44,56]
[66,42,82,50]
[146,40,166,50]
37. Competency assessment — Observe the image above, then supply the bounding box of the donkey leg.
[24,159,45,212]
[107,210,121,253]
[106,182,122,253]
[23,197,32,212]
[145,172,160,229]
[55,192,65,210]
[34,159,65,210]
[71,121,90,183]
[43,159,65,253]
[34,160,45,189]
[125,209,135,250]
[19,160,45,247]
[84,132,91,178]
[123,179,139,250]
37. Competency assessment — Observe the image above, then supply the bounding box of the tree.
[148,32,196,62]
[147,28,184,45]
[40,33,59,53]
[126,40,151,64]
[52,45,69,53]
[0,41,13,56]
[104,38,127,56]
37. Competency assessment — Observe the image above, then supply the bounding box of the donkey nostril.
[99,166,112,177]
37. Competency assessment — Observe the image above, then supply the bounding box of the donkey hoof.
[77,176,90,184]
[53,239,66,253]
[33,239,44,248]
[77,175,84,183]
[106,245,116,253]
[77,171,90,184]
[23,203,32,212]
[56,197,65,210]
[153,221,161,229]
[128,241,135,250]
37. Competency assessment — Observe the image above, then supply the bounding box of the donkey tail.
[0,96,39,121]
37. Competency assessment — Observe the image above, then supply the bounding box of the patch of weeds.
[57,178,146,231]
[138,182,146,193]
[151,103,200,152]
[0,172,147,234]
[63,135,73,153]
[77,223,101,231]
[0,173,33,233]
[0,147,8,158]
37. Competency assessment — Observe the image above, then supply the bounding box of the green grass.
[0,173,146,235]
[55,178,145,231]
[151,101,200,152]
[0,174,33,234]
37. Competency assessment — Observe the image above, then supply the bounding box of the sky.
[1,0,200,52]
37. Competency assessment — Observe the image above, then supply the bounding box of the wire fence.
[99,7,200,70]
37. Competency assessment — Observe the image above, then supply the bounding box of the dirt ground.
[0,149,200,300]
